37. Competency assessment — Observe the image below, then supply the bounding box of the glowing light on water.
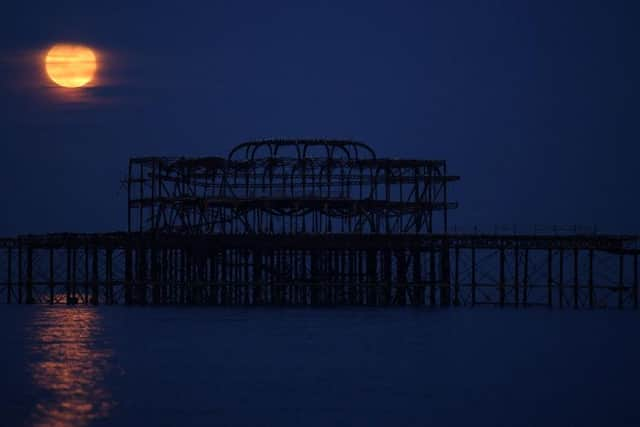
[27,308,115,427]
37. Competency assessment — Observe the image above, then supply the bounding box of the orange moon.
[45,44,97,88]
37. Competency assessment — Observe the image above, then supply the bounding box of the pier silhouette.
[1,140,638,308]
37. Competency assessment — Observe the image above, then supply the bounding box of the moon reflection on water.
[26,308,115,427]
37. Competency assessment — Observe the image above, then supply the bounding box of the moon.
[45,44,97,88]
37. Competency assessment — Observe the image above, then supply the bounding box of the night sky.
[1,0,638,236]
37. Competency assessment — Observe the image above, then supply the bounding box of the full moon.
[45,44,97,88]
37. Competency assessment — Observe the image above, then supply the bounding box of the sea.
[0,306,638,427]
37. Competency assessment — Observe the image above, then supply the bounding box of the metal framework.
[127,139,457,235]
[1,139,638,308]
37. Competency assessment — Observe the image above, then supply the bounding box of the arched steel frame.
[127,139,459,235]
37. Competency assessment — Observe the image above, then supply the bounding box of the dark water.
[1,306,638,427]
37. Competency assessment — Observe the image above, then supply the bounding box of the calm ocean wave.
[1,306,638,427]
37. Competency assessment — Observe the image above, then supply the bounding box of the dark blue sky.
[1,0,638,235]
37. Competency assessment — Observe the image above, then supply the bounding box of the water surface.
[1,306,638,426]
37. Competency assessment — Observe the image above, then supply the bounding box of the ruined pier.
[1,140,637,308]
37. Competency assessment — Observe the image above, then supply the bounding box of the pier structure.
[1,139,638,308]
[127,139,456,235]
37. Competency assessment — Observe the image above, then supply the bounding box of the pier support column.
[69,248,78,305]
[366,249,378,304]
[151,245,160,305]
[547,249,553,308]
[161,248,168,304]
[523,249,529,307]
[453,247,460,306]
[396,250,407,306]
[429,247,436,306]
[125,246,133,305]
[471,246,477,306]
[310,250,320,306]
[440,244,451,307]
[558,249,564,309]
[106,249,113,305]
[253,249,263,305]
[514,247,520,307]
[84,245,90,304]
[26,247,34,304]
[633,254,638,310]
[18,244,22,304]
[66,248,71,304]
[179,249,186,305]
[573,249,579,309]
[91,247,99,305]
[498,247,505,308]
[413,249,424,306]
[588,249,594,309]
[618,254,624,310]
[137,245,147,304]
[49,248,54,304]
[7,248,12,304]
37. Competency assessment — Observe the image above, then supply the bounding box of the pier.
[1,140,638,308]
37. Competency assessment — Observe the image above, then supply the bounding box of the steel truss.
[128,139,458,234]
